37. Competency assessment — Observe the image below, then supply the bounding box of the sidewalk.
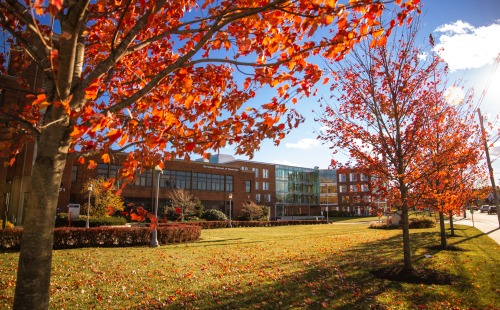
[453,216,500,246]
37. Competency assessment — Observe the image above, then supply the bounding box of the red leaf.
[107,206,115,216]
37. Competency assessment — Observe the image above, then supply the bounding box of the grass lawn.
[0,223,499,309]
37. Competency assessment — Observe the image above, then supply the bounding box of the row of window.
[340,195,371,204]
[255,193,272,203]
[82,164,238,193]
[338,173,369,182]
[241,167,270,178]
[339,184,369,193]
[255,181,270,190]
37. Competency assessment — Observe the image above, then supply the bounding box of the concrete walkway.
[453,216,500,246]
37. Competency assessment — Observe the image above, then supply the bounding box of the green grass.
[0,224,498,309]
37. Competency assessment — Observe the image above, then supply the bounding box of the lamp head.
[229,193,233,200]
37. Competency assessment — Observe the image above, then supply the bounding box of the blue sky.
[220,0,500,181]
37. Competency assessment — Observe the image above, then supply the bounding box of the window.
[245,180,251,193]
[71,165,78,182]
[162,170,191,189]
[98,164,109,178]
[226,175,233,192]
[362,195,371,203]
[361,184,369,192]
[263,169,269,178]
[262,182,269,190]
[252,167,259,177]
[360,173,369,181]
[110,165,120,179]
[339,185,347,193]
[350,173,357,182]
[350,185,358,192]
[211,174,224,191]
[256,194,261,202]
[192,173,227,191]
[255,181,259,190]
[241,166,248,171]
[339,173,346,182]
[264,194,271,202]
[134,171,152,187]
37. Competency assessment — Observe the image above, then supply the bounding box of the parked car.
[488,206,497,214]
[480,205,490,213]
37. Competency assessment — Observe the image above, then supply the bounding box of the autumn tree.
[81,177,125,218]
[0,0,419,308]
[317,20,452,272]
[240,200,270,221]
[167,188,198,221]
[416,97,482,248]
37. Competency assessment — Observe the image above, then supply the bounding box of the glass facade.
[275,165,319,205]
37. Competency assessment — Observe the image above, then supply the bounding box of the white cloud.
[285,138,320,149]
[433,20,500,71]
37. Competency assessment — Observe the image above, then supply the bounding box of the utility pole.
[477,108,500,227]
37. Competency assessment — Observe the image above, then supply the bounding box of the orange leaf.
[107,205,115,216]
[102,153,110,163]
[87,160,97,169]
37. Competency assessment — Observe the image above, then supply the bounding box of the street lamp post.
[86,184,93,228]
[229,193,233,228]
[151,166,162,247]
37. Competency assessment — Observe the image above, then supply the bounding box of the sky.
[220,0,500,182]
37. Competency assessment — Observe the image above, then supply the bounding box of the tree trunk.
[13,122,70,310]
[449,212,455,237]
[439,211,447,249]
[401,204,412,271]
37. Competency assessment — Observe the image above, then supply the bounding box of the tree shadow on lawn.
[139,229,477,310]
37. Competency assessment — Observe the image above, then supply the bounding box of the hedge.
[160,220,328,229]
[0,224,201,250]
[369,217,436,230]
[55,213,127,227]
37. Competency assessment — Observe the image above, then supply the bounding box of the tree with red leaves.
[316,19,480,272]
[0,0,419,308]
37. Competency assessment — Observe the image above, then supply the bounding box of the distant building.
[319,169,338,212]
[337,169,374,215]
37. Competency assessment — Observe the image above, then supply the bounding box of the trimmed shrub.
[369,217,436,230]
[178,220,327,229]
[0,225,201,250]
[0,228,22,250]
[202,209,227,221]
[409,217,436,228]
[369,222,399,230]
[55,213,127,227]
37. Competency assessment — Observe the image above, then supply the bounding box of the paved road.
[454,211,500,245]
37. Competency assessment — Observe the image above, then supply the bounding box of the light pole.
[86,184,93,228]
[151,166,162,247]
[228,193,233,228]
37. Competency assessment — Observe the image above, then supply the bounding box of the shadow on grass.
[137,228,485,310]
[195,238,245,244]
